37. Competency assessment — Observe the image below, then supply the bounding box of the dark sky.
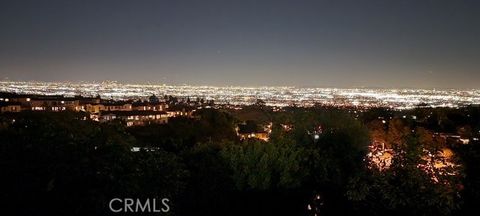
[1,0,479,88]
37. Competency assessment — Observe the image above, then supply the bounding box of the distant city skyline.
[1,0,479,88]
[2,81,480,110]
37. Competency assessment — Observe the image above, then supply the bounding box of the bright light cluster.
[1,81,479,109]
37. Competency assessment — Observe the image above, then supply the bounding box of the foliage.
[348,135,462,216]
[221,139,307,190]
[0,112,187,215]
[1,106,478,215]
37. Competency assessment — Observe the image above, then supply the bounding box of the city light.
[1,81,479,109]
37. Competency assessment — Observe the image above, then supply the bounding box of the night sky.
[0,0,479,88]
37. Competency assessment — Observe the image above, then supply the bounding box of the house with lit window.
[85,103,105,113]
[166,106,195,118]
[100,110,168,126]
[0,93,34,109]
[132,101,168,111]
[0,102,22,113]
[102,101,133,111]
[0,93,91,112]
[28,96,80,111]
[236,122,271,141]
[85,101,132,114]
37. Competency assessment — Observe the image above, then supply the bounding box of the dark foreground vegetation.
[1,106,480,216]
